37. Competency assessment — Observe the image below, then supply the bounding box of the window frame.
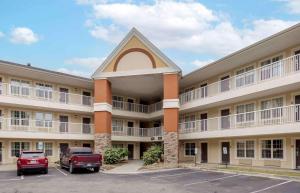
[184,142,196,157]
[10,141,30,157]
[235,140,255,159]
[260,138,285,160]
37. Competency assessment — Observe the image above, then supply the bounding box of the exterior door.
[0,77,2,95]
[200,113,208,131]
[82,117,91,134]
[59,143,69,162]
[128,144,134,160]
[221,142,230,164]
[201,143,208,163]
[59,88,69,103]
[220,75,230,92]
[0,142,2,163]
[59,115,69,132]
[295,50,300,71]
[295,95,300,122]
[200,83,208,98]
[221,109,230,129]
[127,121,134,136]
[296,140,300,169]
[127,98,134,111]
[82,91,91,105]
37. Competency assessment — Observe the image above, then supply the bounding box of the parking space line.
[21,175,24,180]
[184,174,240,186]
[0,178,22,182]
[248,180,292,193]
[151,171,206,179]
[55,167,68,176]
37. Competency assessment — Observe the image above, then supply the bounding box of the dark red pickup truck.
[60,147,102,173]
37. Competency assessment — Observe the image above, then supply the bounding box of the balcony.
[0,83,93,113]
[179,105,300,139]
[180,54,300,107]
[0,118,94,140]
[111,126,163,142]
[112,100,163,119]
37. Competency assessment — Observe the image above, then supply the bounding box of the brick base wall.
[164,131,178,166]
[94,133,111,154]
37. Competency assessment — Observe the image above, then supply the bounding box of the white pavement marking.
[55,167,68,176]
[0,178,22,182]
[248,180,293,193]
[37,174,55,178]
[21,175,24,180]
[151,171,206,179]
[184,174,240,186]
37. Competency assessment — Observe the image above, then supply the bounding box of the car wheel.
[69,163,74,174]
[17,169,22,176]
[94,167,100,172]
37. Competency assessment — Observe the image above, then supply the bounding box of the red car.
[17,151,48,176]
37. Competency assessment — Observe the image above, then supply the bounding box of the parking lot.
[0,167,300,193]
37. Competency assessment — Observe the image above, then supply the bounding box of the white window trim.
[35,141,54,157]
[235,139,256,160]
[259,138,286,161]
[9,141,31,158]
[184,142,196,157]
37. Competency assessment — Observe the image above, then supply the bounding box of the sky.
[0,0,300,77]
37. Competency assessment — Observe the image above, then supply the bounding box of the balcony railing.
[0,118,94,134]
[180,54,300,104]
[179,104,300,134]
[112,127,163,137]
[0,83,93,107]
[112,100,163,113]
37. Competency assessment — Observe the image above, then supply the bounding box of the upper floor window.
[184,87,195,102]
[261,97,283,119]
[82,91,91,106]
[35,112,53,128]
[236,103,255,123]
[260,55,283,80]
[236,66,255,88]
[11,110,30,126]
[10,79,30,96]
[82,117,91,134]
[112,119,123,132]
[35,83,53,100]
[112,96,124,109]
[59,88,69,104]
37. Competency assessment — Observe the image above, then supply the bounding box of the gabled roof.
[92,28,181,78]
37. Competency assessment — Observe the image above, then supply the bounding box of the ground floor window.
[261,139,283,159]
[112,144,124,148]
[236,140,255,158]
[36,142,53,156]
[11,142,30,156]
[185,143,195,156]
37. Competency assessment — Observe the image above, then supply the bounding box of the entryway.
[221,142,230,164]
[128,144,134,160]
[295,95,300,122]
[296,140,300,169]
[201,143,208,163]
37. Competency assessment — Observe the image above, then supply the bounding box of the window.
[261,97,283,119]
[59,88,69,103]
[11,110,30,126]
[260,55,283,80]
[35,112,53,127]
[236,140,255,158]
[236,103,255,123]
[59,115,68,133]
[185,143,195,156]
[184,87,195,102]
[35,83,53,100]
[112,144,124,148]
[112,119,123,132]
[82,91,91,106]
[184,114,196,129]
[261,139,283,159]
[36,142,53,156]
[112,96,124,109]
[82,117,91,134]
[236,66,255,88]
[10,79,30,96]
[11,142,30,156]
[200,83,208,98]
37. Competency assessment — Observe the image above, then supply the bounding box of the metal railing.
[112,126,163,137]
[179,104,300,133]
[0,83,93,107]
[180,54,300,104]
[0,118,94,134]
[112,100,163,113]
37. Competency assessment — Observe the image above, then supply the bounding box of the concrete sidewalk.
[104,160,144,174]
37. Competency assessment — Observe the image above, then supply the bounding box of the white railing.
[180,54,300,104]
[179,104,300,133]
[0,118,94,134]
[112,127,163,137]
[0,83,93,107]
[112,100,163,113]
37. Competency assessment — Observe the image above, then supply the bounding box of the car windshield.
[21,152,44,158]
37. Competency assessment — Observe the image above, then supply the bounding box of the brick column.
[163,73,180,166]
[94,79,112,154]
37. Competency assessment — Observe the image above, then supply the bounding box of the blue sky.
[0,0,299,77]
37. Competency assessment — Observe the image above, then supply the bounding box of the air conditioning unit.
[157,136,163,140]
[151,137,155,141]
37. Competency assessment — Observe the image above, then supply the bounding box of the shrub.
[142,145,163,165]
[104,148,128,164]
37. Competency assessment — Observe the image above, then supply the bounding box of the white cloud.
[0,31,4,38]
[10,27,39,45]
[280,0,300,14]
[57,68,90,77]
[83,1,298,57]
[64,57,105,69]
[192,59,215,68]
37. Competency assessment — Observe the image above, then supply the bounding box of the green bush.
[142,145,163,165]
[104,148,128,164]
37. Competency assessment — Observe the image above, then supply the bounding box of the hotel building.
[0,24,300,169]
